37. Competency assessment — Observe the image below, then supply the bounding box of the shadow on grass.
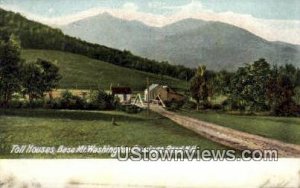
[0,108,146,122]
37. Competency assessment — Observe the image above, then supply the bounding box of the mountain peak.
[98,12,115,19]
[61,14,300,70]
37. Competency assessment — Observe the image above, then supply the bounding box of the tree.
[90,89,115,110]
[296,69,300,87]
[36,58,61,93]
[190,65,210,110]
[0,35,23,107]
[229,58,271,111]
[213,70,233,95]
[21,62,44,104]
[266,65,297,115]
[21,59,61,104]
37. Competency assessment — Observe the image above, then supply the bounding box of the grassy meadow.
[0,109,227,158]
[180,111,300,145]
[2,49,297,159]
[22,49,188,91]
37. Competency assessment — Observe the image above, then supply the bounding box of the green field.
[21,49,187,91]
[180,111,300,145]
[0,109,227,158]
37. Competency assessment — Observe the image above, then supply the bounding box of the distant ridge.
[61,13,300,70]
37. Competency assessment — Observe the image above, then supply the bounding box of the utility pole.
[147,77,150,116]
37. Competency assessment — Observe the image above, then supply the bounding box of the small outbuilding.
[111,87,132,104]
[144,84,185,102]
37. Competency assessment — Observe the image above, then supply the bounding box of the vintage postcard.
[0,0,299,187]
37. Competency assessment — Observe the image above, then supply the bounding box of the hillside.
[21,49,187,91]
[0,8,194,80]
[62,14,300,70]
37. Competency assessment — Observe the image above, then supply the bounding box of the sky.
[0,0,300,44]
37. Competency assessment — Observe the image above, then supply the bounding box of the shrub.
[165,100,185,111]
[45,98,62,109]
[89,89,117,110]
[8,100,23,109]
[60,90,86,109]
[12,99,44,108]
[221,99,230,110]
[273,101,300,117]
[29,99,45,108]
[182,100,197,110]
[125,105,142,113]
[166,103,179,111]
[198,101,212,110]
[222,99,245,111]
[116,104,142,114]
[211,104,223,110]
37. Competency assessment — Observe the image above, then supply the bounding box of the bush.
[167,103,180,111]
[60,90,87,109]
[125,105,142,113]
[89,90,116,110]
[116,104,142,114]
[211,104,223,110]
[273,101,300,117]
[182,100,197,110]
[8,100,23,108]
[29,99,45,108]
[45,98,62,109]
[165,100,185,111]
[221,99,230,110]
[222,99,245,111]
[8,99,45,109]
[3,90,120,111]
[198,101,212,110]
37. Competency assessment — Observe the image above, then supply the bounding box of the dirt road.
[150,106,300,157]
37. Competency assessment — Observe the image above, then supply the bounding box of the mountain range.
[61,13,300,70]
[0,8,195,81]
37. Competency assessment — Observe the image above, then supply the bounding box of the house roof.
[147,84,159,91]
[146,84,177,92]
[111,87,132,94]
[147,84,184,96]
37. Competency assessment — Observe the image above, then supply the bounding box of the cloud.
[1,1,300,45]
[147,2,168,9]
[122,2,138,12]
[162,0,204,12]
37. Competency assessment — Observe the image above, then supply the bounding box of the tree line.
[190,58,300,116]
[0,8,195,81]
